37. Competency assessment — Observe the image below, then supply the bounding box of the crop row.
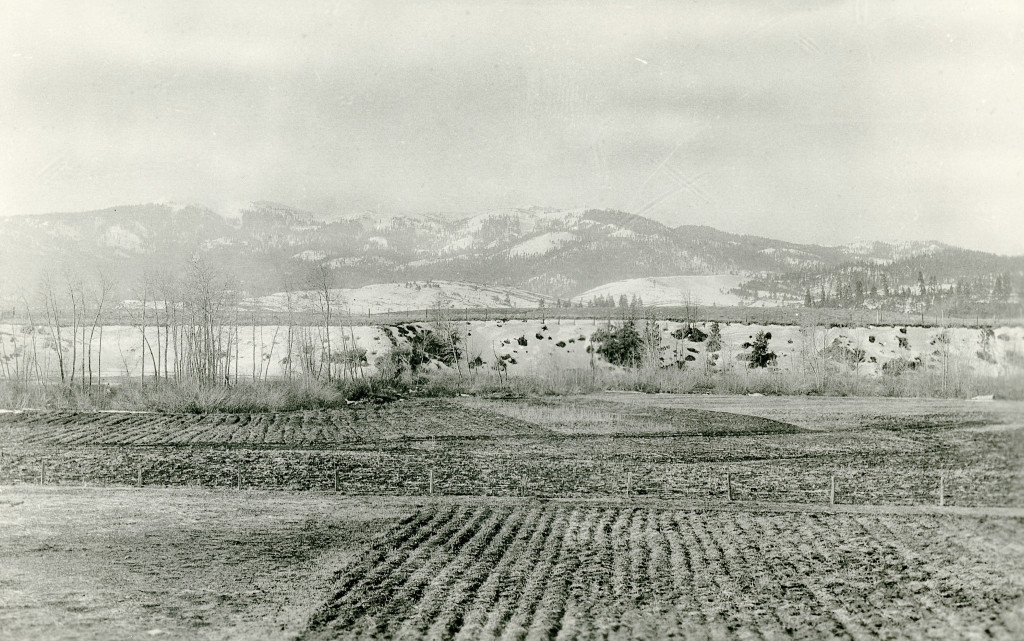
[0,400,544,446]
[301,504,1024,640]
[1,441,1019,507]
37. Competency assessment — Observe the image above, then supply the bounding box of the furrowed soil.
[4,490,1023,641]
[2,395,1023,638]
[1,396,1021,507]
[301,502,1024,641]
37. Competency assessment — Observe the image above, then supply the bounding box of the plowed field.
[1,396,1021,506]
[301,503,1024,640]
[0,400,544,446]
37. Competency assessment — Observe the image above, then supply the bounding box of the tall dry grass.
[407,364,1024,400]
[2,361,1021,411]
[0,377,398,413]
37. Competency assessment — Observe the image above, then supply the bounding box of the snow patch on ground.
[1,321,1021,381]
[572,275,750,307]
[508,232,578,257]
[251,281,555,313]
[294,250,327,261]
[102,225,144,251]
[442,235,475,254]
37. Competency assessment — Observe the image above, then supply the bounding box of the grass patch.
[3,362,1022,412]
[0,378,407,413]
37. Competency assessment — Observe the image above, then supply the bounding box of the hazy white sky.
[2,1,1022,254]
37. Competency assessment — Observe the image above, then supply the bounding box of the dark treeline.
[736,249,1023,318]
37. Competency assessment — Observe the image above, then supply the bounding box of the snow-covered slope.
[251,280,555,313]
[571,275,750,307]
[508,232,578,257]
[2,320,1020,381]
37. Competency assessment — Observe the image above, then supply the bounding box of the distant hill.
[0,202,1020,315]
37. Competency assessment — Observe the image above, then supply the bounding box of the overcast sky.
[2,1,1022,254]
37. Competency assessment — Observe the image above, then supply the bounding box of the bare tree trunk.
[154,301,161,387]
[42,275,66,384]
[252,311,257,382]
[265,323,280,383]
[140,283,147,388]
[66,275,79,388]
[163,298,170,381]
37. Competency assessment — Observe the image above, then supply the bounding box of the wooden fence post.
[830,475,835,506]
[626,472,632,499]
[727,473,733,501]
[939,474,945,507]
[40,462,45,485]
[137,468,143,488]
[237,470,242,490]
[334,468,339,492]
[429,468,434,496]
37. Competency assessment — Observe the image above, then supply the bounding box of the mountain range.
[0,202,1020,312]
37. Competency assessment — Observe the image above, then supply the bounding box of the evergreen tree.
[706,321,722,352]
[591,320,644,368]
[742,331,777,368]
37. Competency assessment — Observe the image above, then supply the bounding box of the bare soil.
[302,502,1024,640]
[1,396,1021,507]
[0,486,413,640]
[2,395,1023,639]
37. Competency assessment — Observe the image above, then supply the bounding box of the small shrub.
[556,341,567,348]
[883,357,919,375]
[823,339,865,368]
[517,335,528,346]
[671,325,707,342]
[377,346,411,381]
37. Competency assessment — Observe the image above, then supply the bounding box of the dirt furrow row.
[452,506,547,641]
[306,505,479,639]
[715,513,790,641]
[357,506,497,640]
[423,506,534,639]
[492,505,570,641]
[390,507,510,640]
[475,506,560,640]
